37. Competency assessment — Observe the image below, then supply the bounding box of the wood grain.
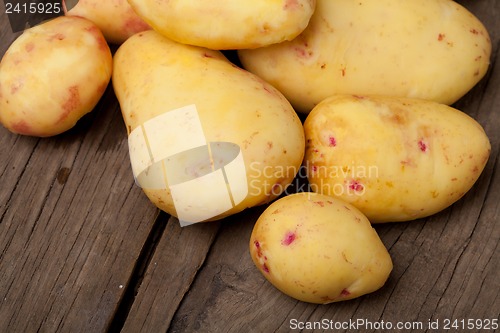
[121,217,220,333]
[0,0,498,332]
[0,54,160,332]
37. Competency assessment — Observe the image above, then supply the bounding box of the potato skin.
[304,95,491,223]
[239,0,491,113]
[127,0,316,49]
[0,16,112,137]
[113,31,305,220]
[64,0,150,44]
[249,192,393,304]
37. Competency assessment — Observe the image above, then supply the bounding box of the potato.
[113,31,305,224]
[64,0,150,44]
[126,0,316,50]
[239,0,492,113]
[304,95,491,223]
[0,16,112,137]
[249,192,393,304]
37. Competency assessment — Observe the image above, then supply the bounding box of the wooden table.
[1,1,498,332]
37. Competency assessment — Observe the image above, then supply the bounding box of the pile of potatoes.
[0,0,491,304]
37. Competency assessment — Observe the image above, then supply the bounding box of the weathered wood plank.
[0,54,160,333]
[0,5,163,331]
[121,217,220,333]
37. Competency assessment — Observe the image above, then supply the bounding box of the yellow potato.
[239,0,492,113]
[304,95,491,223]
[0,16,112,137]
[127,0,316,49]
[64,0,150,44]
[249,192,393,304]
[113,31,305,224]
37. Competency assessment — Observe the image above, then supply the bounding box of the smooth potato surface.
[304,95,491,222]
[0,16,112,137]
[127,0,316,49]
[239,0,491,113]
[249,192,393,304]
[113,31,305,221]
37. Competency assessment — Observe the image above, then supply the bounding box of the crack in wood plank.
[0,139,40,227]
[107,210,167,333]
[122,217,221,333]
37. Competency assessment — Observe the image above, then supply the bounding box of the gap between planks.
[107,211,168,333]
[107,214,222,333]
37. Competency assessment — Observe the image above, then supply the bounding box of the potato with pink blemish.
[64,0,150,44]
[0,16,112,137]
[249,192,393,304]
[238,0,492,113]
[127,0,316,49]
[304,95,491,223]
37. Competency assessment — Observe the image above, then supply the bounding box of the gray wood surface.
[0,0,498,332]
